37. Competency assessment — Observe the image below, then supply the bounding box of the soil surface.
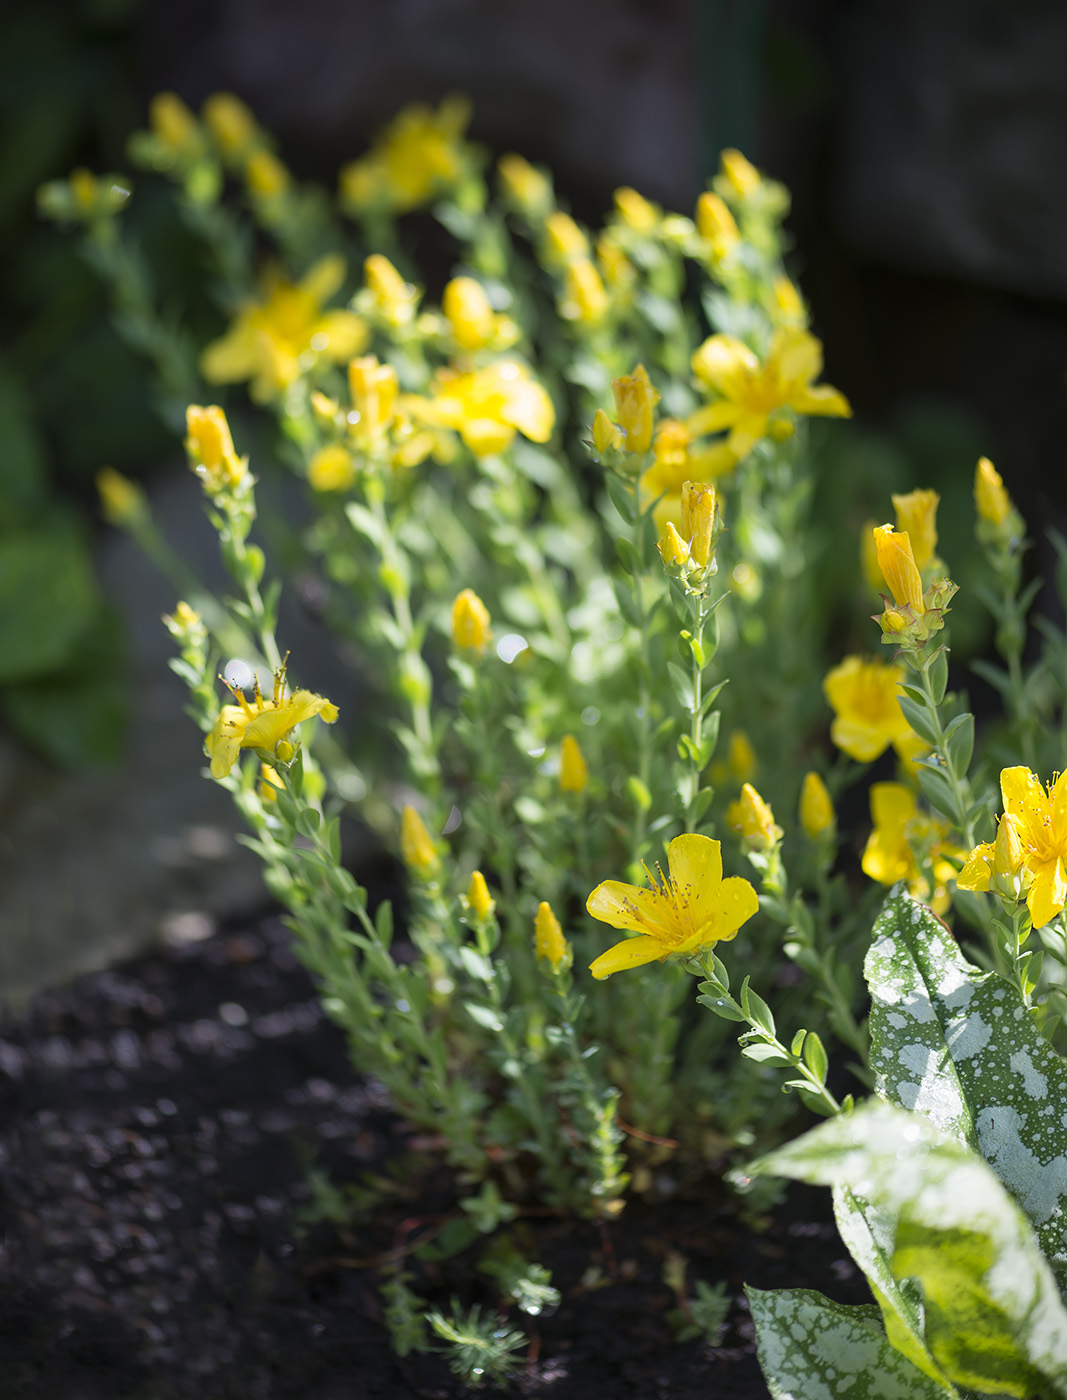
[0,896,871,1399]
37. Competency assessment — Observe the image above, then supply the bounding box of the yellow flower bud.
[799,771,835,839]
[400,805,440,875]
[202,92,258,159]
[559,734,588,794]
[720,148,761,199]
[150,92,199,155]
[348,355,398,439]
[873,524,924,613]
[563,258,608,324]
[467,870,495,921]
[544,211,588,264]
[729,731,757,782]
[535,901,570,971]
[452,589,491,652]
[307,444,355,492]
[681,481,718,568]
[734,782,781,850]
[163,601,205,645]
[364,254,417,324]
[185,405,247,493]
[592,408,622,455]
[497,153,552,216]
[245,148,290,198]
[658,519,690,568]
[611,364,659,455]
[96,466,145,526]
[975,456,1012,527]
[695,190,739,245]
[892,489,939,572]
[442,276,495,350]
[614,186,659,232]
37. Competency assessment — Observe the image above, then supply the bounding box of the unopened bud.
[873,524,924,613]
[559,734,588,794]
[467,870,495,921]
[892,489,939,572]
[611,364,659,455]
[799,771,835,840]
[452,589,491,652]
[535,901,570,971]
[975,456,1012,528]
[681,481,718,568]
[400,805,440,876]
[592,408,622,455]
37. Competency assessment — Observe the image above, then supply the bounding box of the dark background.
[4,0,1067,527]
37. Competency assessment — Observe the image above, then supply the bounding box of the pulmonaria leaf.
[747,1287,957,1399]
[750,1100,1067,1398]
[865,885,1067,1273]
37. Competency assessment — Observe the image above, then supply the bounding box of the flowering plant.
[46,93,1067,1391]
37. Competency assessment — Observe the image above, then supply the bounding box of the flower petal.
[667,833,722,931]
[770,327,822,387]
[587,880,670,937]
[590,934,669,980]
[789,383,851,418]
[829,716,892,764]
[1028,858,1067,929]
[956,842,994,892]
[501,376,555,442]
[681,875,759,951]
[1001,766,1048,835]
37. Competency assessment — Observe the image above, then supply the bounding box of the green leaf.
[866,887,1067,1270]
[604,472,636,524]
[741,1041,795,1067]
[667,661,697,713]
[740,977,776,1037]
[696,993,748,1022]
[465,1001,504,1033]
[802,1031,829,1084]
[751,1100,1067,1397]
[915,762,960,821]
[898,695,942,748]
[927,649,949,705]
[456,946,494,983]
[943,712,974,776]
[748,1287,956,1399]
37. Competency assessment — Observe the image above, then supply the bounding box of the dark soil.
[0,903,871,1399]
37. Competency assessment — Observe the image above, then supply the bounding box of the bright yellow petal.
[956,843,994,892]
[870,782,916,830]
[317,310,370,361]
[862,829,912,886]
[789,383,852,418]
[502,376,554,442]
[1027,858,1067,929]
[727,414,767,459]
[586,880,669,937]
[667,833,722,930]
[301,253,347,305]
[771,327,822,386]
[1001,766,1048,838]
[829,716,892,763]
[199,323,260,383]
[686,401,742,437]
[682,875,759,951]
[691,334,757,392]
[590,934,669,980]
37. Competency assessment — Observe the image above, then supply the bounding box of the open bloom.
[339,97,470,214]
[957,767,1067,927]
[861,782,961,915]
[587,834,758,979]
[823,655,913,763]
[200,255,367,401]
[688,328,850,461]
[427,360,554,456]
[206,673,338,779]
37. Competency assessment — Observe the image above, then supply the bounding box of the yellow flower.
[535,901,570,970]
[245,148,290,199]
[428,360,554,456]
[892,489,939,572]
[592,408,623,455]
[96,467,145,526]
[185,405,248,494]
[974,456,1012,527]
[799,771,835,839]
[497,153,552,217]
[861,782,959,915]
[543,211,588,265]
[200,256,368,401]
[307,444,355,492]
[150,92,200,157]
[612,364,659,455]
[681,481,719,569]
[202,92,258,162]
[442,276,495,350]
[657,520,690,568]
[561,258,608,325]
[728,783,782,851]
[362,253,420,328]
[452,589,491,651]
[339,96,470,214]
[641,420,736,534]
[348,354,399,445]
[695,191,739,259]
[957,766,1067,927]
[689,328,850,460]
[163,601,205,646]
[822,655,913,763]
[873,524,924,613]
[559,734,588,794]
[613,186,659,233]
[400,805,440,875]
[205,671,338,779]
[720,148,761,199]
[467,870,495,921]
[587,833,759,979]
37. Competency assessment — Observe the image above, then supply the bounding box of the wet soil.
[0,900,871,1399]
